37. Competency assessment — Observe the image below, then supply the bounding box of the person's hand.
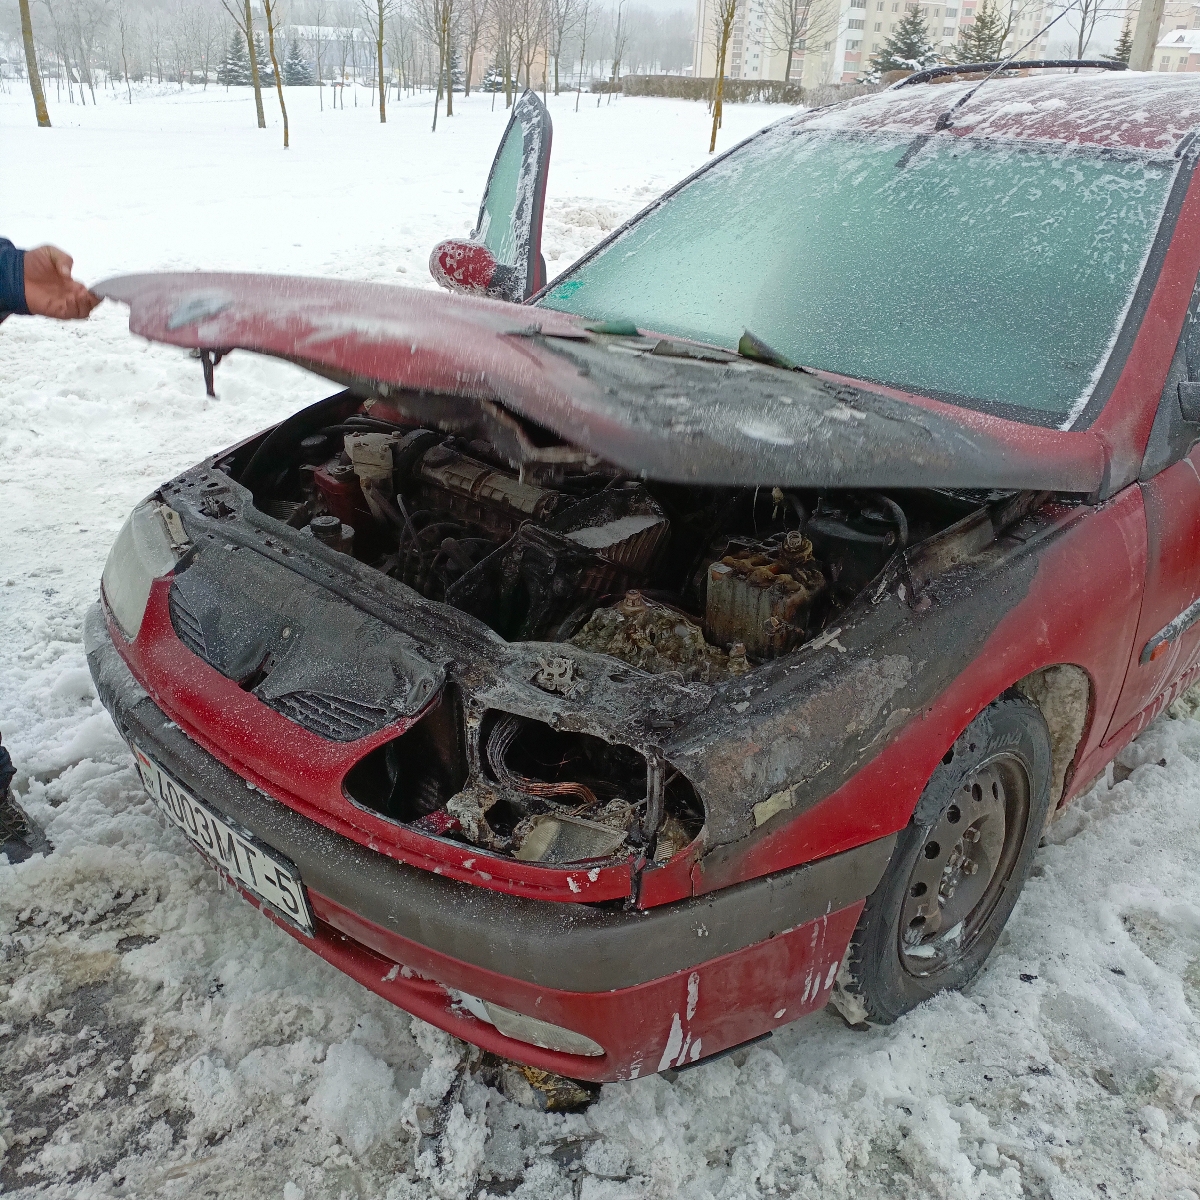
[23,246,100,319]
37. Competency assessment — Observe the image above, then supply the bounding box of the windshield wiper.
[582,318,642,336]
[572,322,808,373]
[931,3,1082,132]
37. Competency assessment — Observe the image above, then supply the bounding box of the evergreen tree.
[254,32,275,84]
[954,0,1007,63]
[217,31,251,86]
[1106,18,1134,63]
[482,60,503,91]
[450,48,465,92]
[282,40,313,85]
[870,6,941,73]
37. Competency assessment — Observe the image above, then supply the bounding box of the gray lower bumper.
[85,601,894,993]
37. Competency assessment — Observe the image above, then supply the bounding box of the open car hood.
[97,272,1106,492]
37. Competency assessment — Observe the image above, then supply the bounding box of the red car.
[88,68,1200,1086]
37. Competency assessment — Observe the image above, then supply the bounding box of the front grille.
[267,691,391,742]
[168,587,207,659]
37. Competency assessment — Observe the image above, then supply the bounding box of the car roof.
[796,72,1200,154]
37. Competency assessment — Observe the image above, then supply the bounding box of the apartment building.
[1149,0,1200,71]
[693,0,1050,85]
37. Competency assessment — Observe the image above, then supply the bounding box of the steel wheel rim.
[899,752,1031,979]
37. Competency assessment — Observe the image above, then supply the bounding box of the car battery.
[705,531,826,660]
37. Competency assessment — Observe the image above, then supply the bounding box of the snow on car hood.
[97,271,1106,492]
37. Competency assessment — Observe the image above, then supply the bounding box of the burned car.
[88,70,1200,1083]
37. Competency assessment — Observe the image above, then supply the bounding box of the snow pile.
[2,83,1200,1200]
[307,1039,403,1155]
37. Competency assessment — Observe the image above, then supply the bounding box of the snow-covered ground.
[2,81,1200,1200]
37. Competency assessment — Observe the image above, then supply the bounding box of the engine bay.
[241,405,984,669]
[206,394,1003,870]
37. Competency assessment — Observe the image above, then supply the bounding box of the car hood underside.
[97,272,1107,493]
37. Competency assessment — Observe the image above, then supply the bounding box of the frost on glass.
[477,123,525,266]
[540,127,1177,422]
[473,91,547,300]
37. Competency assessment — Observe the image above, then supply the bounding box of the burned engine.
[254,413,928,666]
[233,402,985,866]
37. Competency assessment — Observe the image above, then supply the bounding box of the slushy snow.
[2,81,1200,1199]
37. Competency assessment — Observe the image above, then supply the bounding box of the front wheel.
[833,693,1052,1025]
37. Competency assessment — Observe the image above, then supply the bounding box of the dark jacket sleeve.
[0,239,28,322]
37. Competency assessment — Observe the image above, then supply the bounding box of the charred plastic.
[200,399,1023,868]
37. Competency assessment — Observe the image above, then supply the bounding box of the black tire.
[835,693,1052,1025]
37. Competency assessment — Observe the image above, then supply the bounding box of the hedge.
[590,74,881,106]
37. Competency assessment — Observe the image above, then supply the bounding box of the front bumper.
[87,602,893,1081]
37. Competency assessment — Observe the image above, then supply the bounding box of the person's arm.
[0,241,98,322]
[0,239,26,322]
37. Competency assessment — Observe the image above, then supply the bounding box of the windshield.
[538,125,1177,425]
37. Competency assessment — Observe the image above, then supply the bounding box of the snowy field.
[2,80,1200,1200]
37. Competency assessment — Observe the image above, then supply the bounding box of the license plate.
[132,744,314,936]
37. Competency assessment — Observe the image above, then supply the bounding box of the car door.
[1105,276,1200,739]
[429,90,552,303]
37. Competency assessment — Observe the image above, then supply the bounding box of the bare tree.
[460,0,486,94]
[167,2,194,87]
[312,0,327,106]
[43,0,89,103]
[764,0,834,83]
[387,9,410,95]
[41,0,79,103]
[619,6,675,73]
[488,0,517,106]
[18,0,51,124]
[413,0,456,127]
[348,18,360,101]
[262,0,289,145]
[512,0,542,90]
[996,0,1040,52]
[606,0,626,104]
[359,0,396,120]
[1067,0,1113,58]
[545,0,575,93]
[438,0,456,120]
[708,0,736,153]
[142,7,166,82]
[114,0,133,101]
[573,0,591,109]
[220,0,266,126]
[336,25,352,104]
[70,0,108,103]
[512,0,528,90]
[40,0,72,101]
[194,4,221,87]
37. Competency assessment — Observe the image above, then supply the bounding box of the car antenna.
[933,0,1085,133]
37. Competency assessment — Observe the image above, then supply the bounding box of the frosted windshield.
[539,127,1176,422]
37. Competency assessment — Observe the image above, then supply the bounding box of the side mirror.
[428,239,517,300]
[429,91,552,304]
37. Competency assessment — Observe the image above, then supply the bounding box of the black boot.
[0,734,50,864]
